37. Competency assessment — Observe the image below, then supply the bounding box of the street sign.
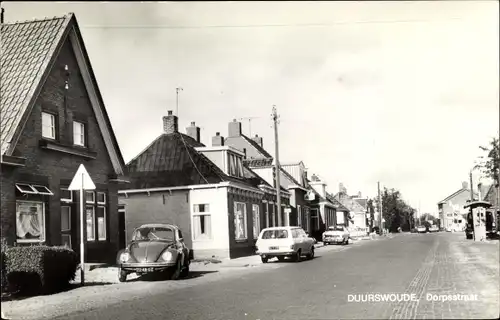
[68,164,95,286]
[68,164,96,191]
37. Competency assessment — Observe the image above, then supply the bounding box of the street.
[24,233,496,320]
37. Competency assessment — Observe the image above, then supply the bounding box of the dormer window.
[228,153,244,178]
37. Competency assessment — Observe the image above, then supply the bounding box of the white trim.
[31,185,54,196]
[195,145,245,157]
[252,204,260,239]
[15,183,38,194]
[73,120,86,147]
[61,205,71,232]
[97,206,107,241]
[69,27,123,175]
[234,201,248,240]
[86,205,96,241]
[41,112,56,140]
[16,200,46,243]
[118,181,263,196]
[60,188,73,203]
[97,192,107,205]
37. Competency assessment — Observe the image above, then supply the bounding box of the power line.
[80,18,464,30]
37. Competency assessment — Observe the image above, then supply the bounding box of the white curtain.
[193,215,211,240]
[16,202,43,239]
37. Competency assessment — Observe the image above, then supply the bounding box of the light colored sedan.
[322,226,350,245]
[256,226,315,263]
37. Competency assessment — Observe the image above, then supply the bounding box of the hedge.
[4,245,78,295]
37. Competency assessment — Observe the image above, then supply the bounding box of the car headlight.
[162,250,173,261]
[120,252,130,263]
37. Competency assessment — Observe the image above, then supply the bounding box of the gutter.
[119,181,263,196]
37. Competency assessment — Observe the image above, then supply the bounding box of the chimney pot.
[186,121,200,142]
[191,121,195,126]
[212,132,224,146]
[252,133,263,147]
[228,119,242,137]
[216,132,220,136]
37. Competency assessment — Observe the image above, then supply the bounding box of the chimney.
[186,121,201,143]
[462,181,468,189]
[357,191,362,198]
[252,134,263,147]
[163,110,178,134]
[228,119,242,137]
[212,132,224,147]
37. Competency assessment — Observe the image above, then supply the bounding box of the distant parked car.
[322,226,350,245]
[117,224,190,282]
[417,226,427,233]
[429,226,439,232]
[256,226,315,263]
[410,228,418,233]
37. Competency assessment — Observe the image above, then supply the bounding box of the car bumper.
[323,237,344,243]
[120,262,176,273]
[258,250,295,257]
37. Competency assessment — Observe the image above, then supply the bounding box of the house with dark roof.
[478,183,498,233]
[437,181,478,231]
[222,120,314,232]
[0,13,128,263]
[119,112,290,259]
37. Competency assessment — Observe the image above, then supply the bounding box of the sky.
[2,1,499,216]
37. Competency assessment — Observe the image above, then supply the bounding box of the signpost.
[68,164,96,285]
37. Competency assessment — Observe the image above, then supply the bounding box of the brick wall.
[1,35,120,262]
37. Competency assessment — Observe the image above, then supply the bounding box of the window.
[96,206,107,240]
[297,205,302,227]
[234,202,247,240]
[270,203,275,227]
[228,153,244,178]
[61,234,71,248]
[42,112,56,139]
[73,121,85,146]
[16,201,45,242]
[252,204,260,239]
[31,185,54,196]
[61,206,71,231]
[97,192,106,205]
[86,206,95,241]
[292,229,300,238]
[60,188,73,202]
[262,229,288,239]
[193,204,212,240]
[86,191,95,204]
[311,209,319,231]
[15,183,38,194]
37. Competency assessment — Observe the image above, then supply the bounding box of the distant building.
[438,181,478,231]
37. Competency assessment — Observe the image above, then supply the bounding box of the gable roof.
[332,191,366,212]
[438,188,478,205]
[125,131,268,190]
[225,134,273,159]
[326,193,350,211]
[0,13,125,174]
[354,198,368,209]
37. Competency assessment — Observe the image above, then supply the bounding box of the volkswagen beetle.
[117,224,190,282]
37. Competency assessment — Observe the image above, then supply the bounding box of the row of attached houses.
[0,13,372,263]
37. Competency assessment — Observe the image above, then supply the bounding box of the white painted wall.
[189,187,230,254]
[252,167,274,186]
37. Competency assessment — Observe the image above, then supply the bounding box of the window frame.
[60,188,73,203]
[61,205,71,232]
[73,120,86,147]
[234,201,248,241]
[96,206,107,241]
[97,192,106,205]
[252,204,260,239]
[192,203,212,241]
[86,205,96,241]
[41,111,56,140]
[86,191,95,204]
[16,200,46,243]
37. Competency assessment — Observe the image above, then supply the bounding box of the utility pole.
[272,106,282,226]
[378,182,382,234]
[176,87,183,116]
[470,170,474,201]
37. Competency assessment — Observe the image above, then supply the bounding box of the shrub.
[4,245,78,295]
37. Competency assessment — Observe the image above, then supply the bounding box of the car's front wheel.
[180,262,190,278]
[261,255,269,263]
[306,247,314,260]
[169,259,182,280]
[118,269,127,283]
[294,250,302,262]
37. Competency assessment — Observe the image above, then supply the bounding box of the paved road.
[14,233,500,319]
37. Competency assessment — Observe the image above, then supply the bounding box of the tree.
[381,187,416,232]
[477,137,499,186]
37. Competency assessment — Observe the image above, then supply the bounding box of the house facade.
[119,113,290,259]
[0,14,127,263]
[307,175,338,240]
[333,183,368,230]
[223,119,312,231]
[438,181,477,231]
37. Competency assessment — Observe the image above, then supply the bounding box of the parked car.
[117,224,190,282]
[322,226,350,245]
[410,228,418,233]
[417,226,427,233]
[256,226,315,263]
[429,226,439,232]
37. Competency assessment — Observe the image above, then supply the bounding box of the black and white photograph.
[0,1,499,319]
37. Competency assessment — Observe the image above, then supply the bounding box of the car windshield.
[261,229,289,239]
[328,226,344,231]
[132,227,175,241]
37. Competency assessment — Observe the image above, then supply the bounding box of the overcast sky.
[3,1,498,215]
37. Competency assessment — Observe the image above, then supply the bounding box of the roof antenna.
[1,7,5,24]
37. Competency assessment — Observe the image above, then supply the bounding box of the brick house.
[331,183,368,231]
[437,182,478,231]
[224,119,313,231]
[119,112,290,259]
[0,14,127,262]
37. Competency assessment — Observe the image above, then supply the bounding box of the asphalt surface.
[22,233,500,319]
